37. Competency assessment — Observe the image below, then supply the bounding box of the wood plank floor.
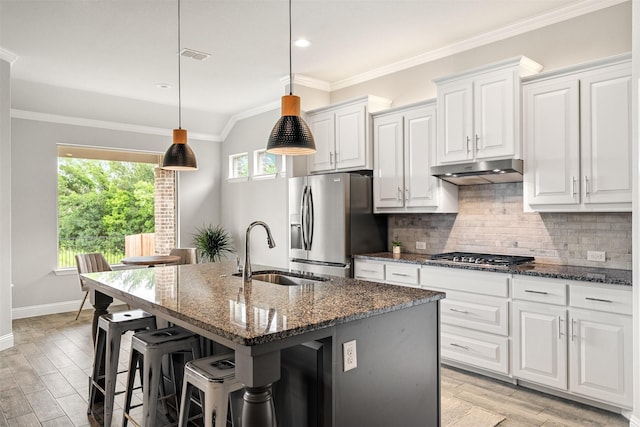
[0,310,631,426]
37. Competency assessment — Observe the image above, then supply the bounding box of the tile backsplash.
[388,183,631,270]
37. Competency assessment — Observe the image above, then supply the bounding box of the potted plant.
[392,240,402,255]
[193,224,234,262]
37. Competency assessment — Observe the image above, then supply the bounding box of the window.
[228,152,249,180]
[253,149,278,177]
[57,146,159,268]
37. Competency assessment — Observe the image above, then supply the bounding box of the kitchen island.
[81,261,445,427]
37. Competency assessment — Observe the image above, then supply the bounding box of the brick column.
[154,167,176,255]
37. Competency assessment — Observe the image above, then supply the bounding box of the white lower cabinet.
[441,324,509,375]
[512,276,632,409]
[568,307,632,408]
[357,258,632,411]
[353,259,420,288]
[512,301,568,390]
[420,265,510,375]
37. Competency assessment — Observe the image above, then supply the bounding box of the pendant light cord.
[177,0,182,129]
[288,0,293,96]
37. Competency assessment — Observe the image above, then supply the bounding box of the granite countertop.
[82,260,445,346]
[355,252,632,286]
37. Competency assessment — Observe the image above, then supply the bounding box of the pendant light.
[266,0,316,155]
[162,0,198,170]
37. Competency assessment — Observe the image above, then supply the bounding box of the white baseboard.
[12,298,126,319]
[0,333,14,351]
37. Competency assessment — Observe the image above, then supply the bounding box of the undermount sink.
[233,270,329,286]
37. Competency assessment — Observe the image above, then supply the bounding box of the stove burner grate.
[430,252,535,267]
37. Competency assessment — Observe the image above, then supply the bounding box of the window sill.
[227,176,249,184]
[252,174,277,181]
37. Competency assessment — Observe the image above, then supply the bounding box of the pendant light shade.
[162,0,198,171]
[266,0,316,155]
[162,129,197,170]
[267,94,315,155]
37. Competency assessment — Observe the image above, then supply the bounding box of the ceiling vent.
[180,48,210,61]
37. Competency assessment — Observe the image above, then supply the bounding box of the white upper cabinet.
[434,56,542,165]
[307,96,391,173]
[523,54,632,212]
[372,102,457,213]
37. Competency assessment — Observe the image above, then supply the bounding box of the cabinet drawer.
[441,324,510,375]
[440,290,508,336]
[512,277,567,305]
[421,266,509,297]
[385,263,420,287]
[354,261,384,282]
[570,285,631,315]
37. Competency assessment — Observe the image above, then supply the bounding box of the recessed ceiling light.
[156,83,172,90]
[66,153,73,157]
[294,38,311,48]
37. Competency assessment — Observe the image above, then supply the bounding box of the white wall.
[220,108,290,269]
[332,2,632,107]
[0,57,13,349]
[631,0,639,425]
[9,117,220,315]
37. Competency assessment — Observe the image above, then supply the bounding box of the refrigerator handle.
[301,186,309,250]
[307,187,314,249]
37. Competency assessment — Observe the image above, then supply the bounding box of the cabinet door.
[373,113,404,209]
[307,111,335,173]
[335,103,366,170]
[569,308,632,408]
[436,80,473,164]
[512,301,567,390]
[580,65,632,205]
[523,77,580,206]
[405,106,439,208]
[473,70,515,159]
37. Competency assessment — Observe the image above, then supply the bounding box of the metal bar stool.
[178,354,243,427]
[89,309,157,427]
[123,326,201,427]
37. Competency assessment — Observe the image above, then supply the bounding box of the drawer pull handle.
[585,297,613,303]
[525,289,548,295]
[361,269,378,273]
[391,273,411,277]
[450,343,470,350]
[449,308,469,314]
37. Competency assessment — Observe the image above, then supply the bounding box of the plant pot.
[393,246,401,255]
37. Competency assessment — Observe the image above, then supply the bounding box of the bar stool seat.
[178,354,243,427]
[123,326,201,427]
[89,309,157,427]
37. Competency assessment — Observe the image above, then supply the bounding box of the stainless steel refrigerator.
[289,172,387,277]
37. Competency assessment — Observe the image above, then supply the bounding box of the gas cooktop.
[430,252,535,267]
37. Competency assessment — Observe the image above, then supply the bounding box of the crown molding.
[0,47,18,65]
[279,74,331,92]
[220,100,280,141]
[331,0,628,90]
[10,109,221,142]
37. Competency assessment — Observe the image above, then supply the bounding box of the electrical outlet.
[587,251,606,262]
[416,241,427,250]
[343,340,357,372]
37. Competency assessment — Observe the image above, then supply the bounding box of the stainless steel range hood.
[431,159,523,185]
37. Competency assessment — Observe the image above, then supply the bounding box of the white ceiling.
[0,0,623,139]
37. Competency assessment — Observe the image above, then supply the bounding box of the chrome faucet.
[243,221,276,282]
